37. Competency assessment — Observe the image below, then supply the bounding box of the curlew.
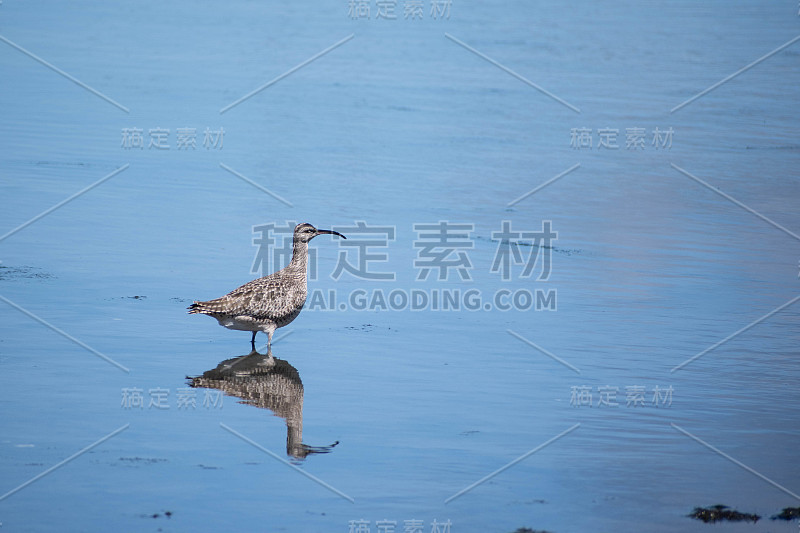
[188,222,345,351]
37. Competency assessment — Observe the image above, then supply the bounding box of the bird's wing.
[190,274,304,319]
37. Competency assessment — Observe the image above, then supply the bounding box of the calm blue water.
[1,1,799,531]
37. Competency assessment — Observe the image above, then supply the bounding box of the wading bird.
[189,223,346,351]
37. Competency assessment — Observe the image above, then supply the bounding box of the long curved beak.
[316,229,346,239]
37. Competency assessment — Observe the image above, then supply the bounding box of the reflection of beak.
[316,229,346,239]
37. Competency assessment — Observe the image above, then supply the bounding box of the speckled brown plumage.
[189,222,345,350]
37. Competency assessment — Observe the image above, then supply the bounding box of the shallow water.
[1,1,799,531]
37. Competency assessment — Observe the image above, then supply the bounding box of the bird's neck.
[288,240,309,273]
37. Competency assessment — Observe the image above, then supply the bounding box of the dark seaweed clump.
[688,505,759,523]
[772,507,800,521]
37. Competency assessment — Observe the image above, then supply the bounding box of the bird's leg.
[266,330,273,357]
[250,331,257,352]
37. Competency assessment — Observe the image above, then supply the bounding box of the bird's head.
[294,222,346,244]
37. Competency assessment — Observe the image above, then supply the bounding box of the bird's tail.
[187,300,219,315]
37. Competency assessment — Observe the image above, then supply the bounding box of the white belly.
[218,316,269,332]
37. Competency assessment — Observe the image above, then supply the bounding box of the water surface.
[1,1,799,531]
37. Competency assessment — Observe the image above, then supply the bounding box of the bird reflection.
[188,350,337,460]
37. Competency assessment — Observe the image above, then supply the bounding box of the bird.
[188,222,346,352]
